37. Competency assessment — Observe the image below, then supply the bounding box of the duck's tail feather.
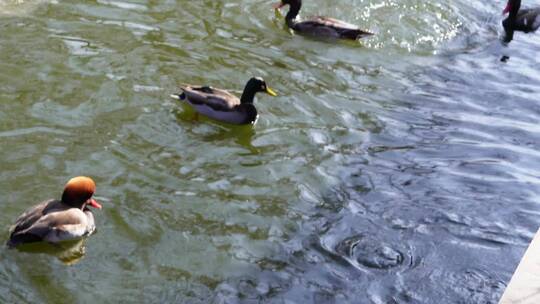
[342,29,374,40]
[6,233,42,248]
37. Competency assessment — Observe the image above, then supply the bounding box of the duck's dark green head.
[241,77,277,104]
[273,0,300,7]
[273,0,301,19]
[248,77,277,95]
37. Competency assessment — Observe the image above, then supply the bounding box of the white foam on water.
[0,0,56,16]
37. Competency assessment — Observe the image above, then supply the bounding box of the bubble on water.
[334,234,405,270]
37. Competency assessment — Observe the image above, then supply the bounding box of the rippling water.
[1,0,540,302]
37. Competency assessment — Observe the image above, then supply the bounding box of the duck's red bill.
[88,198,102,209]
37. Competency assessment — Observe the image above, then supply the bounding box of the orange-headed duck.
[7,176,102,247]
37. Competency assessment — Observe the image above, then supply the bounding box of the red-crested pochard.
[7,176,102,247]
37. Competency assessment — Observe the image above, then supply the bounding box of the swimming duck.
[273,0,373,40]
[502,0,540,42]
[171,77,277,125]
[7,176,102,247]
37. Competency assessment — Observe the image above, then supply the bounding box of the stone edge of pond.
[500,228,540,304]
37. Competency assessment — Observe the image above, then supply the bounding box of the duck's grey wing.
[180,85,240,111]
[9,199,58,235]
[309,16,360,29]
[297,16,373,39]
[8,224,51,245]
[9,209,89,245]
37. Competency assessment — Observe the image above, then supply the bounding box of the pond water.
[1,0,540,303]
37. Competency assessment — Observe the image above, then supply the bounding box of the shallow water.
[1,0,540,302]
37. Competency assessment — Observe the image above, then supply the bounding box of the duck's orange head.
[61,176,102,209]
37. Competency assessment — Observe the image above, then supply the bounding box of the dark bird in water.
[273,0,373,40]
[502,0,540,42]
[171,77,277,125]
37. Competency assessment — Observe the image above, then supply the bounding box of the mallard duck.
[7,176,102,247]
[171,77,277,125]
[273,0,373,40]
[502,0,540,42]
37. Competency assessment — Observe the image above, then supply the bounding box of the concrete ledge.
[500,229,540,304]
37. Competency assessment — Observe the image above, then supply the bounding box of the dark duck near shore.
[273,0,373,40]
[502,0,540,42]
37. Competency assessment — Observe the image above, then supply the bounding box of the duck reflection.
[174,106,260,154]
[11,238,89,265]
[204,125,259,155]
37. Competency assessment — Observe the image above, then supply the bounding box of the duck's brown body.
[7,177,102,247]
